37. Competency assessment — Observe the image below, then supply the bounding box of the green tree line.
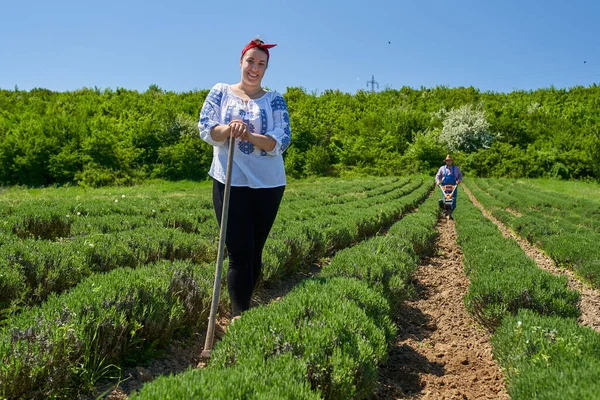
[0,83,598,187]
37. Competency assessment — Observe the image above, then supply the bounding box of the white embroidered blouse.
[198,83,291,188]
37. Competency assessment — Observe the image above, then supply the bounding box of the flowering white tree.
[436,104,498,153]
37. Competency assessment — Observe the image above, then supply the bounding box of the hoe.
[201,137,235,359]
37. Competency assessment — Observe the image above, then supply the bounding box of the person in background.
[199,38,291,321]
[435,154,463,219]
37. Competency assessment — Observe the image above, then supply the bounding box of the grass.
[521,178,600,204]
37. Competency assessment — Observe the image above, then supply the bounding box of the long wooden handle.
[202,137,235,357]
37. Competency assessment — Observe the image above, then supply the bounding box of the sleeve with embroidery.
[199,84,226,146]
[265,94,291,156]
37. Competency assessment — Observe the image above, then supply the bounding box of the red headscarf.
[241,39,277,61]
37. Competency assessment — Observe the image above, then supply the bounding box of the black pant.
[212,180,285,317]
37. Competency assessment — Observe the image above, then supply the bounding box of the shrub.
[0,259,26,316]
[0,260,214,399]
[436,103,498,153]
[11,213,71,240]
[130,355,322,400]
[208,277,393,400]
[493,310,600,399]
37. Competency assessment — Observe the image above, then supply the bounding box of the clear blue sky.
[1,0,599,94]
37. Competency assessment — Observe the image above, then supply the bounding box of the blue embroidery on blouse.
[199,116,210,129]
[238,140,255,155]
[207,88,223,107]
[199,105,212,129]
[260,109,267,134]
[283,112,290,124]
[239,109,252,130]
[271,96,287,111]
[257,109,268,156]
[224,106,234,124]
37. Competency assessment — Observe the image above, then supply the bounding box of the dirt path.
[463,185,600,332]
[373,218,508,400]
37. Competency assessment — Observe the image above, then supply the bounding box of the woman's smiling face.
[240,48,268,87]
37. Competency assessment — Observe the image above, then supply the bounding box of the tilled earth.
[372,217,508,400]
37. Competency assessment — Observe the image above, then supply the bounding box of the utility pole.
[366,74,379,92]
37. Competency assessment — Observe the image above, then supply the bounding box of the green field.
[2,176,600,399]
[0,176,435,399]
[466,178,600,288]
[522,178,600,203]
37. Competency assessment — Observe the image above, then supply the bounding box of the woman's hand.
[228,120,248,139]
[225,120,276,152]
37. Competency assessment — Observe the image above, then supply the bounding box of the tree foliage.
[436,103,497,152]
[0,83,599,187]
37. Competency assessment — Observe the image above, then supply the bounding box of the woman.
[198,38,290,320]
[435,154,463,219]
